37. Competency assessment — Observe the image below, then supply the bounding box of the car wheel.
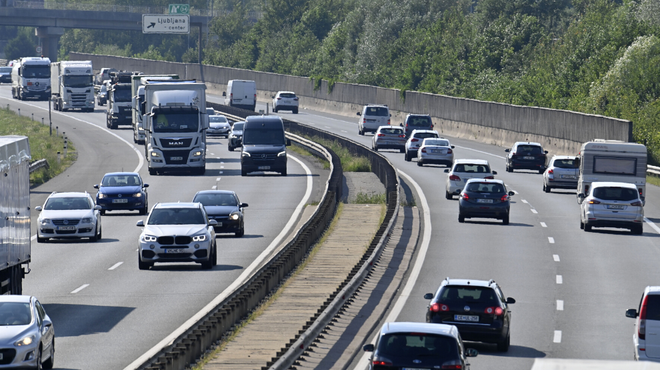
[201,255,213,270]
[458,214,465,223]
[399,147,405,153]
[503,214,510,225]
[506,164,512,172]
[281,168,287,176]
[90,223,99,242]
[236,228,244,237]
[417,160,423,167]
[373,144,378,151]
[148,168,157,176]
[580,219,584,229]
[632,224,643,235]
[584,223,592,232]
[96,224,102,241]
[100,209,106,215]
[138,254,151,270]
[36,347,43,370]
[228,145,234,152]
[273,107,278,113]
[37,236,48,243]
[445,191,453,200]
[405,151,411,162]
[42,339,54,369]
[140,204,148,215]
[241,169,247,176]
[358,127,364,136]
[538,168,544,174]
[497,334,510,352]
[543,183,550,193]
[293,108,299,114]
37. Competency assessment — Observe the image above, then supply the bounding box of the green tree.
[4,28,38,60]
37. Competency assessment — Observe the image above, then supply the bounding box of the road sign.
[168,4,190,14]
[36,46,42,54]
[142,14,190,34]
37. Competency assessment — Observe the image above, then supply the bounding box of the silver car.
[208,114,231,137]
[417,138,454,167]
[404,129,439,161]
[578,181,644,234]
[0,295,55,369]
[136,202,218,270]
[228,121,245,151]
[35,192,103,243]
[543,155,578,193]
[444,159,497,199]
[372,126,406,152]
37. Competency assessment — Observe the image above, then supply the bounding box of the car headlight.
[242,152,251,157]
[40,218,51,226]
[15,335,34,346]
[150,152,161,157]
[192,234,207,242]
[141,234,157,242]
[192,150,203,157]
[98,193,106,199]
[229,213,240,221]
[138,127,145,132]
[82,217,93,223]
[277,151,286,157]
[133,193,143,198]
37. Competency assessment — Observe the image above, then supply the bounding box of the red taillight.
[511,152,517,157]
[631,201,643,207]
[399,135,406,138]
[485,176,494,179]
[548,169,554,174]
[447,149,453,154]
[421,148,427,153]
[461,193,469,200]
[294,97,299,101]
[639,188,643,197]
[362,118,366,123]
[640,296,648,340]
[500,195,509,202]
[372,360,393,366]
[485,306,503,316]
[378,133,385,137]
[387,119,391,125]
[412,138,419,142]
[441,360,463,369]
[430,303,450,312]
[589,199,601,204]
[276,97,281,100]
[230,93,233,99]
[449,175,460,181]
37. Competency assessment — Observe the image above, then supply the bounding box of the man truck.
[131,74,178,144]
[11,56,51,100]
[143,81,208,175]
[106,71,137,129]
[51,60,95,112]
[0,136,32,294]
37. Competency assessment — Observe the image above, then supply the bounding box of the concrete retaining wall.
[71,52,633,155]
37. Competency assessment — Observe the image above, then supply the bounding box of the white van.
[576,140,647,204]
[223,80,256,111]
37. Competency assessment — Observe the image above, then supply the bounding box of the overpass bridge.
[0,1,211,61]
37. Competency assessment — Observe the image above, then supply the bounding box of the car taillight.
[399,135,406,138]
[447,149,453,154]
[461,193,469,200]
[378,133,385,137]
[485,306,503,316]
[548,169,554,174]
[294,97,299,101]
[441,360,463,369]
[631,201,643,207]
[500,195,509,202]
[431,303,449,312]
[421,148,427,153]
[277,97,281,100]
[372,360,393,366]
[363,118,366,123]
[485,176,494,179]
[511,152,517,157]
[640,295,648,340]
[387,119,391,125]
[639,188,643,197]
[449,175,461,181]
[412,138,419,142]
[589,199,601,204]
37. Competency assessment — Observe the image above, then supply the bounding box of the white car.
[136,202,218,270]
[578,181,644,234]
[208,114,231,137]
[444,159,497,199]
[272,91,299,113]
[626,286,660,362]
[417,138,454,167]
[357,104,390,135]
[404,129,440,161]
[35,192,102,243]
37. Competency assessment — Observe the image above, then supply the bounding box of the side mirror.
[626,308,638,318]
[271,95,275,98]
[93,184,99,189]
[505,148,510,152]
[136,220,144,227]
[94,205,102,211]
[444,169,449,173]
[209,219,218,226]
[35,206,42,212]
[506,297,516,304]
[143,184,149,188]
[508,191,515,196]
[544,150,549,154]
[466,348,479,357]
[399,123,403,126]
[222,92,226,97]
[451,146,455,149]
[492,171,498,175]
[356,112,361,116]
[424,293,434,300]
[286,139,291,146]
[577,194,585,204]
[363,344,374,352]
[240,203,249,208]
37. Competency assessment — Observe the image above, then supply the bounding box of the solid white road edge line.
[354,169,431,370]
[71,284,89,294]
[123,154,313,370]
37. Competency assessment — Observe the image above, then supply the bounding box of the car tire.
[201,256,213,270]
[148,168,157,176]
[228,145,234,152]
[43,339,54,369]
[212,245,218,266]
[358,127,364,136]
[139,204,148,215]
[273,107,278,113]
[90,223,99,242]
[445,191,453,200]
[538,168,544,174]
[281,168,287,176]
[236,228,244,237]
[458,215,465,223]
[543,183,550,193]
[506,164,512,172]
[497,334,510,352]
[97,225,102,241]
[138,254,151,270]
[36,347,43,370]
[417,160,423,167]
[580,219,584,229]
[293,108,298,114]
[405,152,411,162]
[584,223,592,232]
[241,169,248,176]
[100,209,106,215]
[37,236,48,243]
[632,224,643,235]
[399,148,405,153]
[502,214,510,225]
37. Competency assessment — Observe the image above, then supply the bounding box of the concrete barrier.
[71,52,632,155]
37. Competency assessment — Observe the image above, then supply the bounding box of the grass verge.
[299,135,371,172]
[353,192,386,204]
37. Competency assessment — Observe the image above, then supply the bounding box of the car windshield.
[424,139,449,146]
[380,128,403,135]
[0,67,11,74]
[148,208,206,225]
[0,302,31,326]
[63,75,93,87]
[44,197,92,210]
[516,145,543,155]
[242,128,285,145]
[439,286,499,304]
[193,193,238,207]
[21,65,50,78]
[365,107,388,116]
[453,164,490,173]
[233,122,244,131]
[377,333,458,360]
[466,182,505,193]
[408,116,432,127]
[153,112,199,133]
[113,87,132,102]
[554,159,578,168]
[210,116,228,123]
[592,187,639,201]
[102,174,141,187]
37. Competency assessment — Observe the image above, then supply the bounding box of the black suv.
[505,141,548,173]
[401,114,434,137]
[424,278,516,352]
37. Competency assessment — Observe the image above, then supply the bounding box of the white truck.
[0,136,32,294]
[576,139,648,204]
[51,60,95,112]
[131,74,179,144]
[11,56,51,100]
[223,79,256,111]
[143,81,208,175]
[106,71,136,129]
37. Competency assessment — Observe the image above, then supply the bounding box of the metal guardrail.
[28,159,48,173]
[648,165,660,176]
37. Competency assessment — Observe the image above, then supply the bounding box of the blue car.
[94,172,149,215]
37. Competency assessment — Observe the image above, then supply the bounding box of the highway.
[3,84,660,369]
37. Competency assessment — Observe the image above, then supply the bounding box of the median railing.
[648,165,660,177]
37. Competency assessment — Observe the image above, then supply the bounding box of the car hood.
[143,225,208,236]
[204,205,239,216]
[231,130,243,136]
[99,186,142,195]
[210,123,230,129]
[242,144,286,154]
[40,209,95,219]
[0,325,34,342]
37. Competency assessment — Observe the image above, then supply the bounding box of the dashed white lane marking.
[556,275,563,284]
[108,262,123,271]
[548,237,555,244]
[71,284,89,294]
[557,300,564,311]
[211,186,217,190]
[216,177,221,181]
[531,209,538,214]
[341,130,348,133]
[521,199,529,204]
[553,254,560,262]
[554,330,562,343]
[541,222,547,228]
[220,165,224,168]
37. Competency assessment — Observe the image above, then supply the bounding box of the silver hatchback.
[417,138,454,167]
[543,155,578,192]
[578,181,644,234]
[372,126,406,152]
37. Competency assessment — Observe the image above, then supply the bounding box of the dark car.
[458,178,514,224]
[363,321,478,370]
[192,190,248,237]
[94,172,149,215]
[401,113,434,137]
[505,141,548,173]
[0,67,12,83]
[424,278,516,352]
[241,115,290,176]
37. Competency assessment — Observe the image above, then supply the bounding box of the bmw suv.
[424,278,516,352]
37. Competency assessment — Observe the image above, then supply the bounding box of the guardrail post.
[56,151,60,164]
[17,108,20,117]
[31,113,34,121]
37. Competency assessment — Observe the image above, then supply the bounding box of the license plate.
[170,156,183,161]
[523,156,535,160]
[607,205,624,210]
[560,175,576,179]
[454,314,479,322]
[112,199,128,203]
[258,166,271,170]
[477,198,494,203]
[165,248,186,253]
[403,368,426,370]
[57,226,76,231]
[432,149,442,153]
[216,222,223,227]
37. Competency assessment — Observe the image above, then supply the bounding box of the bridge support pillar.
[35,27,64,61]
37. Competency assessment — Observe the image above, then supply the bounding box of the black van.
[240,115,290,176]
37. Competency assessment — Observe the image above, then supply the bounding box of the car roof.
[454,159,490,165]
[48,191,90,198]
[464,178,505,185]
[103,172,140,177]
[411,129,438,135]
[406,114,431,117]
[245,115,283,123]
[380,322,459,338]
[422,137,448,142]
[210,114,227,119]
[365,104,388,108]
[377,125,402,130]
[0,295,32,304]
[444,278,496,288]
[194,190,236,196]
[153,202,202,209]
[514,141,543,146]
[550,155,576,160]
[277,91,296,94]
[590,181,638,189]
[645,286,660,294]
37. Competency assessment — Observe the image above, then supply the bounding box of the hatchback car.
[272,91,299,113]
[208,114,231,137]
[505,142,548,173]
[35,192,102,243]
[136,202,218,270]
[404,129,440,161]
[0,67,12,83]
[445,159,497,199]
[401,114,434,137]
[626,286,660,362]
[417,138,454,167]
[363,321,478,370]
[372,126,406,152]
[578,181,644,234]
[458,179,514,224]
[94,172,149,215]
[357,104,390,135]
[0,295,55,369]
[228,121,245,152]
[543,155,579,193]
[424,277,516,352]
[192,190,248,237]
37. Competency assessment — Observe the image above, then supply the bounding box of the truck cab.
[11,57,51,101]
[106,72,137,129]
